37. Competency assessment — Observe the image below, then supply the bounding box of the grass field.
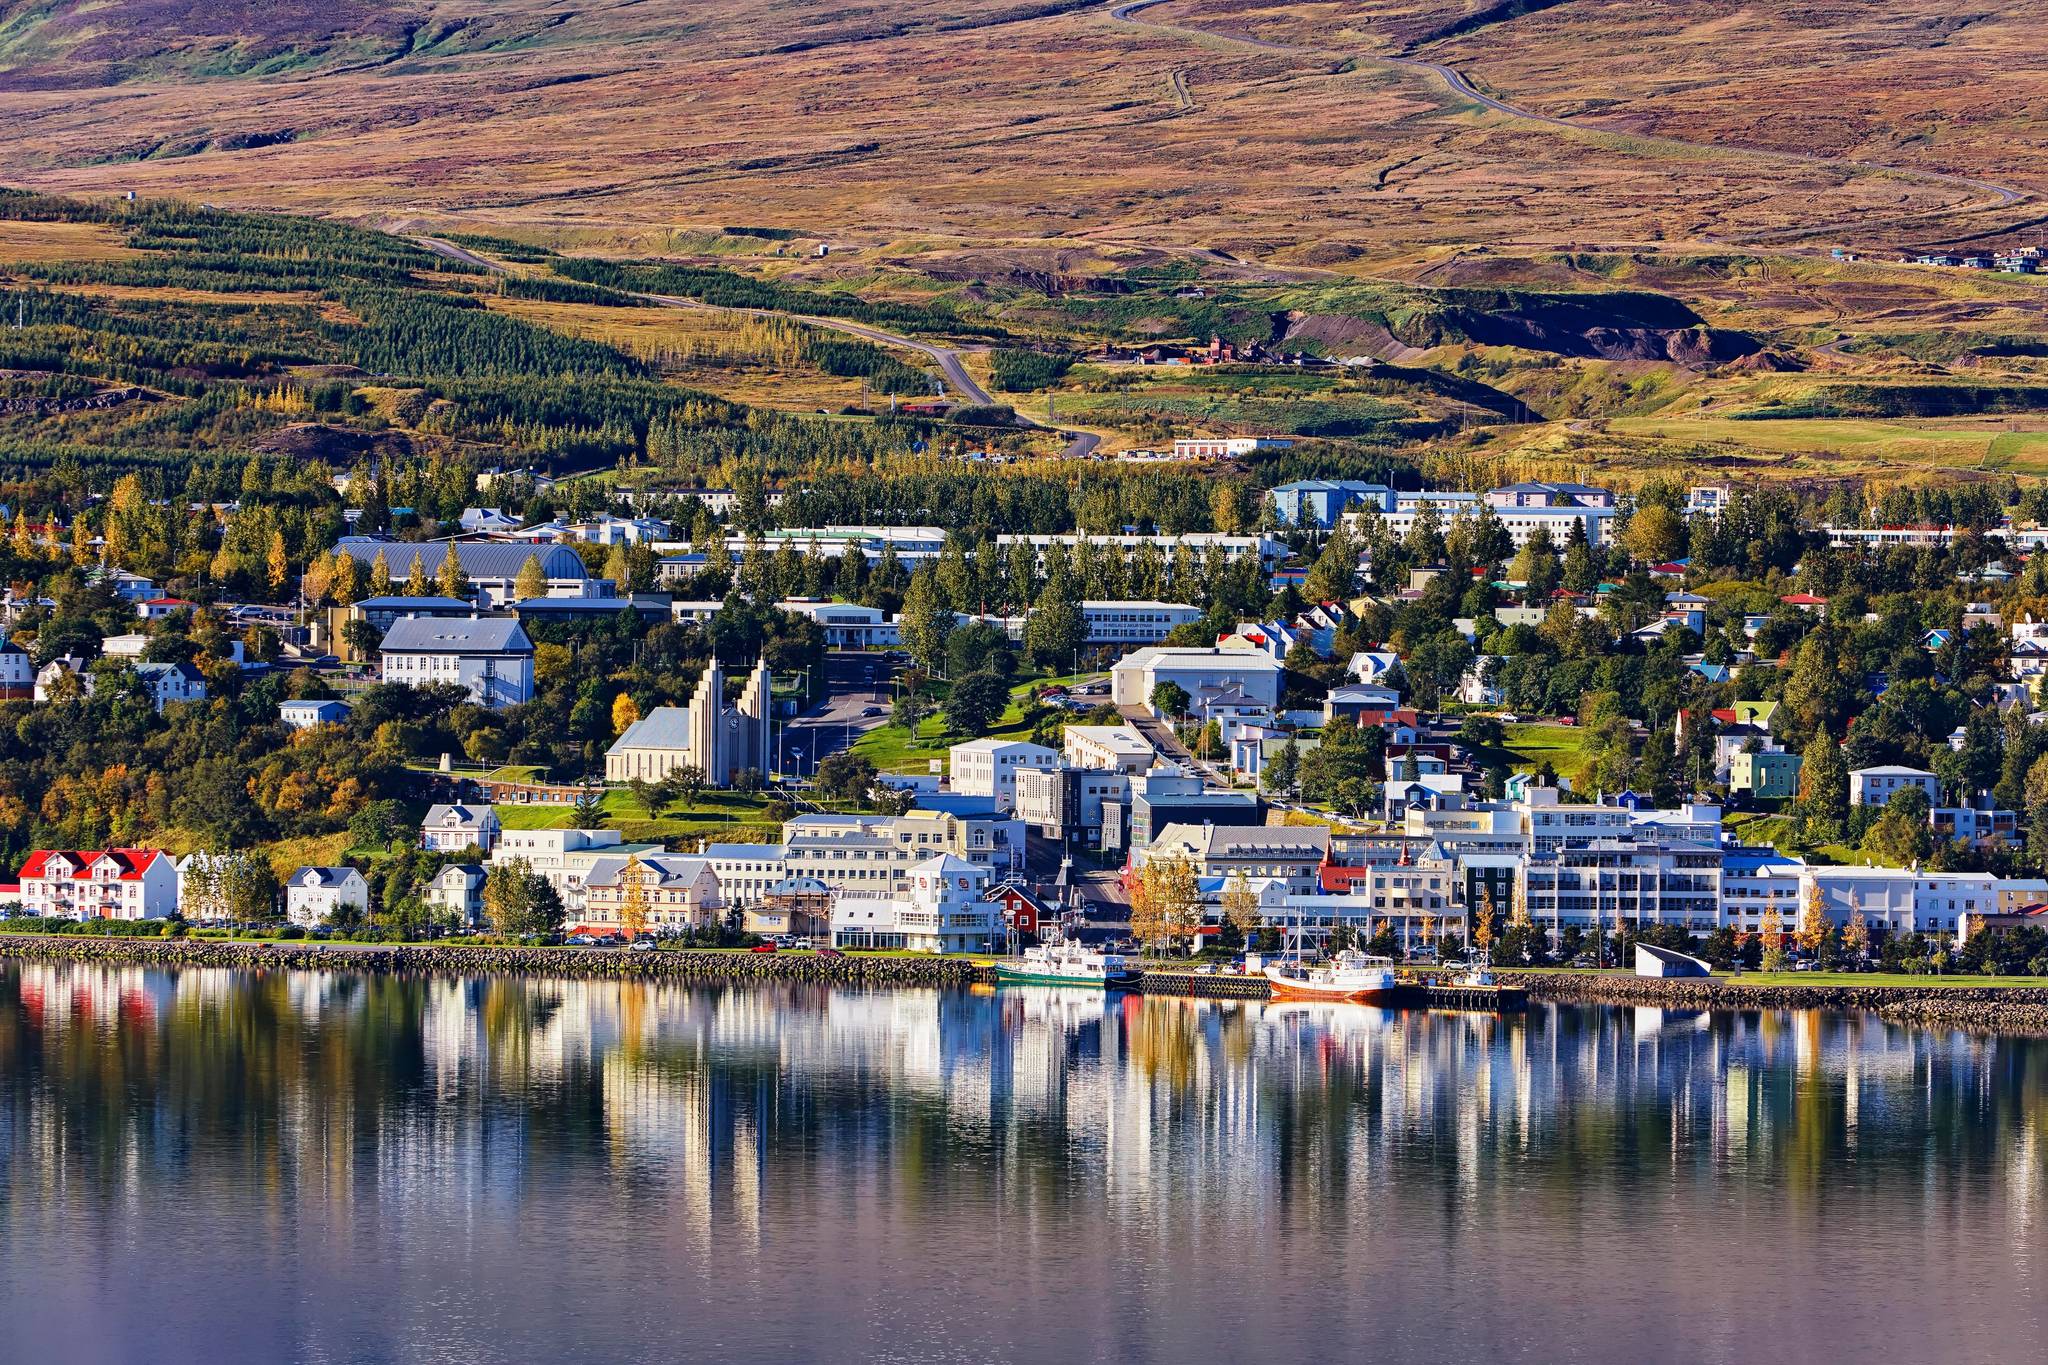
[1607,415,2048,474]
[494,789,782,847]
[0,218,137,265]
[1500,723,1595,789]
[852,674,1082,773]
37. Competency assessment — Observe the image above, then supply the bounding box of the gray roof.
[354,595,472,611]
[336,538,589,582]
[290,866,359,887]
[582,854,713,889]
[379,616,533,655]
[705,843,786,859]
[424,803,495,827]
[608,705,694,753]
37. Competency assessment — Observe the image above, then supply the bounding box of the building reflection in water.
[1,960,2045,1362]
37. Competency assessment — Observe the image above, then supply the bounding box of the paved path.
[418,237,1100,458]
[1105,0,2028,232]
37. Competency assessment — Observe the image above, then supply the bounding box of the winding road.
[419,236,1100,458]
[1106,0,2027,233]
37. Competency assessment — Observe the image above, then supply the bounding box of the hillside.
[0,0,2037,260]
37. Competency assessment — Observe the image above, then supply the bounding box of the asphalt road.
[1105,0,2028,225]
[779,650,898,779]
[418,238,1101,458]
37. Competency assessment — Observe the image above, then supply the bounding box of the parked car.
[628,938,656,953]
[568,934,596,946]
[861,706,884,717]
[750,941,778,953]
[817,947,845,960]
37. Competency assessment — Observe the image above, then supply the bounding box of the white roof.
[1117,646,1284,672]
[1850,765,1937,778]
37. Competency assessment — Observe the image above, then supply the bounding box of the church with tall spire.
[605,656,773,788]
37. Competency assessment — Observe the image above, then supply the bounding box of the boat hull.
[994,965,1140,989]
[1264,968,1401,1004]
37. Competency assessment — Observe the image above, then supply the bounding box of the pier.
[1136,969,1527,1011]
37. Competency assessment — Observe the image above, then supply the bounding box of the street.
[779,650,899,780]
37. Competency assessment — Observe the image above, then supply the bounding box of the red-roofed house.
[137,596,195,622]
[1780,593,1829,617]
[14,848,177,920]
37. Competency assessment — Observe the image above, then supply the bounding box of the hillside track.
[417,237,1099,458]
[1105,0,2028,241]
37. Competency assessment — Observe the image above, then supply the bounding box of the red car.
[817,947,845,960]
[750,941,779,953]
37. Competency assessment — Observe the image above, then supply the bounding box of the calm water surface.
[1,961,2043,1364]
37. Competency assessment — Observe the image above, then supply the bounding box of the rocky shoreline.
[0,934,986,987]
[1495,970,2048,1033]
[8,937,2048,1032]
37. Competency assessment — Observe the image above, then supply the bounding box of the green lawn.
[1500,723,1594,788]
[495,788,782,846]
[851,673,1087,774]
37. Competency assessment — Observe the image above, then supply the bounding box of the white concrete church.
[605,658,773,789]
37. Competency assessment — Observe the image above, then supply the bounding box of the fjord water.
[1,963,2042,1365]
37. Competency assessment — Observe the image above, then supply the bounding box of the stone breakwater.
[1496,971,2048,1033]
[0,934,987,987]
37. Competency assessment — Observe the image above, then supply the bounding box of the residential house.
[134,661,207,711]
[745,876,833,939]
[421,803,501,854]
[12,848,178,921]
[575,853,720,935]
[426,864,488,927]
[279,698,350,730]
[284,866,369,926]
[1729,749,1803,801]
[1849,765,1940,808]
[1134,823,1331,895]
[0,638,29,699]
[489,828,664,910]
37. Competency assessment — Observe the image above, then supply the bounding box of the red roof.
[17,848,166,881]
[1780,593,1828,605]
[142,597,193,607]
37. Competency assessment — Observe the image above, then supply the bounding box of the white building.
[426,864,488,927]
[420,803,501,854]
[829,853,999,953]
[997,532,1286,570]
[781,811,979,893]
[133,661,207,712]
[279,699,350,729]
[949,738,1058,811]
[1345,501,1618,549]
[1063,724,1156,772]
[284,866,369,927]
[1076,601,1203,646]
[1849,765,1941,808]
[1110,645,1285,712]
[379,616,535,709]
[773,599,901,648]
[1171,436,1294,459]
[489,829,664,910]
[1799,865,2001,938]
[1720,847,1807,936]
[702,843,788,908]
[1517,840,1724,933]
[12,848,178,921]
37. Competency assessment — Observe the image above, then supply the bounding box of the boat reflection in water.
[1,959,2045,1364]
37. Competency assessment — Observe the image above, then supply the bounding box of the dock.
[1136,970,1526,1011]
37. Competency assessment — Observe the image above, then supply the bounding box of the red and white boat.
[1264,951,1402,1004]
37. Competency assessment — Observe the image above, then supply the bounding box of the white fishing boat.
[1264,951,1401,1004]
[995,939,1142,988]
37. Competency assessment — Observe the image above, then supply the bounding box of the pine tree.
[370,549,393,594]
[899,568,954,674]
[402,552,430,598]
[514,553,547,601]
[436,541,469,600]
